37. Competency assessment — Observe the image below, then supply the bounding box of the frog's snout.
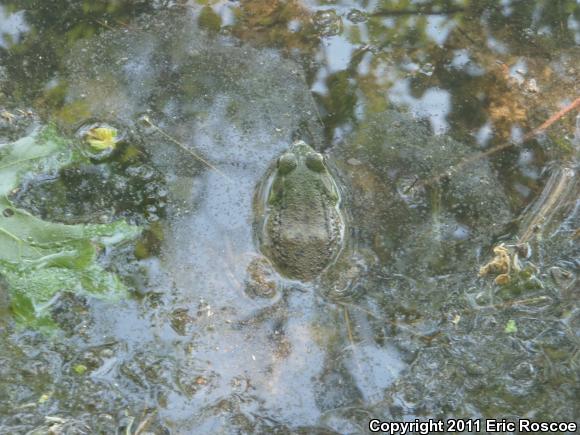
[291,140,313,153]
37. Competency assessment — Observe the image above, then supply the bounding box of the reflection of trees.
[223,0,577,211]
[0,1,153,101]
[232,0,318,52]
[280,0,578,215]
[319,0,579,141]
[1,0,577,148]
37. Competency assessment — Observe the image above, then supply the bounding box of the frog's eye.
[305,152,325,172]
[278,153,297,174]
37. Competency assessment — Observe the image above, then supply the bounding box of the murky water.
[0,1,579,434]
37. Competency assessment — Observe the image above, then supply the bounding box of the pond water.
[0,1,579,434]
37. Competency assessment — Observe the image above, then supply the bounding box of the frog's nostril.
[291,140,313,152]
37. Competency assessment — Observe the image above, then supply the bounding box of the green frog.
[255,140,345,281]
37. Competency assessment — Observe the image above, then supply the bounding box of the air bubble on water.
[419,63,434,76]
[346,9,367,24]
[313,10,343,37]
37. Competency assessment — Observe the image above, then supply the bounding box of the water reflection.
[0,5,27,48]
[389,80,451,132]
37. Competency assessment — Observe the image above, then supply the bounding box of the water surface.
[0,1,578,433]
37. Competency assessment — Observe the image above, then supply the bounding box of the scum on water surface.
[0,1,578,432]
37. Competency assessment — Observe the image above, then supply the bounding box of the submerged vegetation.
[0,125,140,328]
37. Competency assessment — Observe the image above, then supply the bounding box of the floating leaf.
[85,126,118,150]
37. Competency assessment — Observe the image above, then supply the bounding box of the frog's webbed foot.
[318,250,375,303]
[244,256,280,298]
[233,288,288,330]
[234,283,307,330]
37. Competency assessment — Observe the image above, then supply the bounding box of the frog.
[254,140,345,282]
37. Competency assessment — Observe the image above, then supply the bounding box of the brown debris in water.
[479,243,522,285]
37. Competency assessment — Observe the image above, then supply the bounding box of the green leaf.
[504,319,518,333]
[73,364,88,375]
[0,125,141,328]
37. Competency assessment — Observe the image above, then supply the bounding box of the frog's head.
[277,140,326,175]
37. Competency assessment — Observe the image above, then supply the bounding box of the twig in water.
[134,409,157,435]
[419,96,580,189]
[343,305,355,346]
[517,165,577,244]
[463,296,552,313]
[372,7,465,17]
[142,116,230,180]
[528,97,580,137]
[95,20,115,31]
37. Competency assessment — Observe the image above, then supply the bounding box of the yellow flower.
[85,126,118,150]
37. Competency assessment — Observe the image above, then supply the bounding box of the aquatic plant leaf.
[0,125,140,326]
[73,364,88,375]
[504,319,518,333]
[85,126,118,150]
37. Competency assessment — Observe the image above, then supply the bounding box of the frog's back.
[267,196,343,280]
[257,141,345,281]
